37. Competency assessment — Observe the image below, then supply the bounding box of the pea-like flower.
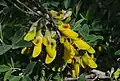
[32,30,43,58]
[81,52,97,68]
[58,24,78,39]
[63,40,75,63]
[73,38,95,53]
[45,39,57,64]
[24,22,38,41]
[50,10,64,19]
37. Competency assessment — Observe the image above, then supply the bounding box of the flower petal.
[88,58,97,68]
[32,36,42,58]
[32,44,42,58]
[24,22,38,41]
[58,24,78,39]
[74,63,80,77]
[72,70,76,78]
[74,38,90,50]
[82,52,89,65]
[24,29,36,41]
[87,47,95,54]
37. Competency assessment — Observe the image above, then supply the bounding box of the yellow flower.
[43,29,51,46]
[50,10,64,19]
[24,22,38,41]
[60,36,65,44]
[81,52,97,68]
[87,47,95,54]
[45,53,56,64]
[64,48,73,63]
[88,58,97,68]
[63,40,75,63]
[81,52,89,65]
[114,68,120,79]
[72,70,76,78]
[80,58,85,68]
[58,24,78,39]
[45,39,57,64]
[73,38,90,50]
[74,63,80,77]
[32,30,43,58]
[73,38,95,53]
[32,37,42,58]
[62,11,72,20]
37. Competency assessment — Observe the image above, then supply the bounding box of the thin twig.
[64,77,78,81]
[13,4,28,14]
[8,0,28,14]
[17,0,39,16]
[91,76,98,81]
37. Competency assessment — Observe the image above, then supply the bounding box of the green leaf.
[86,7,93,20]
[0,0,7,7]
[23,76,32,81]
[0,65,11,73]
[73,19,85,28]
[95,36,104,40]
[50,1,59,7]
[24,62,36,76]
[0,45,12,55]
[81,24,89,36]
[78,74,85,81]
[12,27,25,45]
[114,50,120,55]
[64,0,70,9]
[12,40,32,49]
[21,77,27,81]
[4,69,12,81]
[87,35,103,43]
[75,0,82,16]
[10,76,21,81]
[53,73,63,81]
[72,19,85,31]
[72,24,81,31]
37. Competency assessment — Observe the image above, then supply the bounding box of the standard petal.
[24,22,37,41]
[58,24,78,39]
[24,30,36,41]
[73,38,90,50]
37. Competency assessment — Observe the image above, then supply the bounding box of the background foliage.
[0,0,120,81]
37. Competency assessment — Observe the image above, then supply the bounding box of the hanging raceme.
[21,10,98,78]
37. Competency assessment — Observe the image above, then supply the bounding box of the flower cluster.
[22,21,57,64]
[22,10,97,77]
